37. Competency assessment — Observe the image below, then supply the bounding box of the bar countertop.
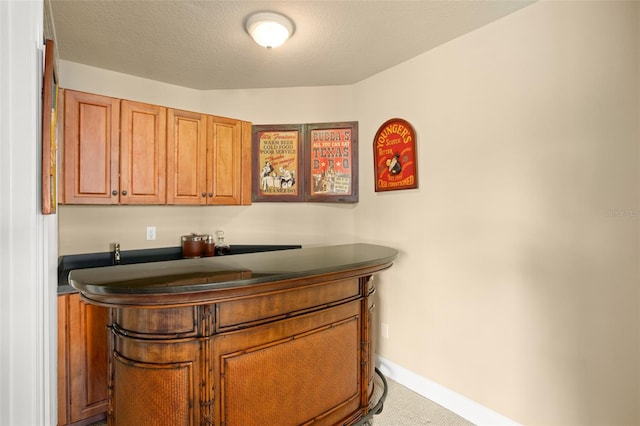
[58,244,302,294]
[69,244,398,302]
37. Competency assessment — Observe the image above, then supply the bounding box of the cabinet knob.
[208,193,213,197]
[112,190,118,196]
[122,190,127,196]
[201,192,207,197]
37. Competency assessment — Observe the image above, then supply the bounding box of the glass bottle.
[214,230,230,256]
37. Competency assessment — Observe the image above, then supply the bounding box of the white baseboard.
[376,356,521,426]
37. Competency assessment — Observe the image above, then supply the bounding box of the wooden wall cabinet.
[207,116,242,205]
[57,293,110,426]
[62,91,167,205]
[62,90,120,204]
[166,108,207,205]
[63,89,251,206]
[119,100,167,204]
[166,110,252,205]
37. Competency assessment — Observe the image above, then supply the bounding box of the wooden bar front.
[70,244,397,426]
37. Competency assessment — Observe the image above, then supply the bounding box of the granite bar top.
[68,244,397,298]
[58,244,302,294]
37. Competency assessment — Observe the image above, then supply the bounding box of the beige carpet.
[87,378,474,425]
[372,378,475,426]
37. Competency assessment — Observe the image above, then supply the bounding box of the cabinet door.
[58,293,110,424]
[166,109,207,204]
[206,116,242,205]
[240,121,253,205]
[57,295,69,425]
[120,100,167,204]
[63,90,120,204]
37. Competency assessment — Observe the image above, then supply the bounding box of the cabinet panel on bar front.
[217,277,361,330]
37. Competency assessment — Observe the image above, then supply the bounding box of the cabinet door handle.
[201,192,207,197]
[121,190,127,196]
[112,190,118,196]
[208,193,213,197]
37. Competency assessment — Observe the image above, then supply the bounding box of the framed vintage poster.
[252,124,305,202]
[373,118,418,192]
[41,39,58,214]
[305,121,358,203]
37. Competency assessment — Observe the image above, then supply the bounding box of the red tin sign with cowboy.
[373,118,418,192]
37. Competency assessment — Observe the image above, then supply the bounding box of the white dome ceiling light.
[245,12,295,49]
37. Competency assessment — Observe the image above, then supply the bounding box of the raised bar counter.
[70,243,397,426]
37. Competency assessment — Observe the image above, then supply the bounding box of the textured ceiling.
[47,0,534,90]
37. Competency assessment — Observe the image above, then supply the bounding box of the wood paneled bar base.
[70,244,397,426]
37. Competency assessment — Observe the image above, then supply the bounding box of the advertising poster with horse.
[252,124,305,202]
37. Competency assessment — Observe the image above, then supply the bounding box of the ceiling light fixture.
[245,12,295,49]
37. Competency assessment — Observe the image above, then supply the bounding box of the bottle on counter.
[214,230,230,256]
[204,235,215,257]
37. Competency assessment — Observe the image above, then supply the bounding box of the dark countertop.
[58,244,302,294]
[68,244,397,298]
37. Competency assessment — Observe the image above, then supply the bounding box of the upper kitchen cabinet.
[63,90,120,204]
[206,116,252,205]
[166,108,208,205]
[167,110,252,205]
[62,89,252,206]
[120,100,167,204]
[62,90,167,204]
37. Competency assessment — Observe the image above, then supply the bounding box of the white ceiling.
[47,0,534,91]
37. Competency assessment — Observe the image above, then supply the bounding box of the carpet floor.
[372,378,475,426]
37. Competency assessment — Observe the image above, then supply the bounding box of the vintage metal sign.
[373,118,418,192]
[307,121,358,203]
[253,124,304,202]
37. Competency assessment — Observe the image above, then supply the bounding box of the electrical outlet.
[146,226,156,241]
[381,323,389,339]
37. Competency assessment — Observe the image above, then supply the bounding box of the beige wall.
[355,1,639,425]
[58,1,639,425]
